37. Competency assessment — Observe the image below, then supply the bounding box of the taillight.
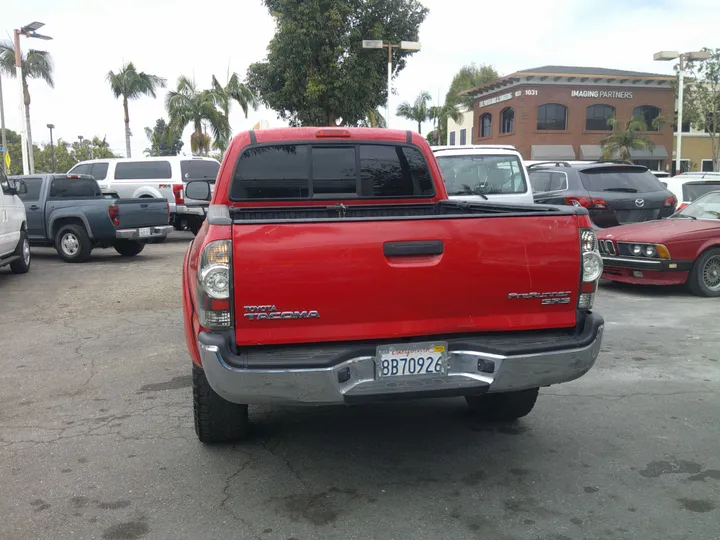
[108,204,120,227]
[579,228,603,310]
[173,184,185,205]
[197,240,232,330]
[677,202,688,211]
[664,194,677,208]
[566,196,607,209]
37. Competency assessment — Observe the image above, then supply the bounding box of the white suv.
[0,170,30,274]
[68,156,220,234]
[432,145,533,205]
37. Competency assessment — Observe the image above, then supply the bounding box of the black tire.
[10,231,31,274]
[189,222,202,236]
[466,388,539,421]
[114,240,145,257]
[54,224,92,263]
[688,247,720,297]
[193,364,249,443]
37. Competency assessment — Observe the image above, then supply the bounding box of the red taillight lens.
[316,129,351,138]
[565,196,607,209]
[197,240,232,330]
[173,184,185,204]
[108,204,120,226]
[664,194,678,208]
[677,202,688,211]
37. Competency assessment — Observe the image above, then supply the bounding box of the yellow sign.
[4,151,9,170]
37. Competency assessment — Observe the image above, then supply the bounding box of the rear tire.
[55,224,92,263]
[466,388,539,421]
[193,364,249,443]
[10,231,31,274]
[114,240,145,257]
[688,248,720,297]
[189,221,202,236]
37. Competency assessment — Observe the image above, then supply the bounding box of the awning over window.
[580,145,603,160]
[629,146,669,159]
[531,145,576,160]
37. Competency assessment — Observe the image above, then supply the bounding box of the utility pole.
[47,123,55,171]
[0,75,8,174]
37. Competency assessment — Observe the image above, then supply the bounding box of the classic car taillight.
[197,240,232,330]
[664,194,678,208]
[108,204,120,226]
[173,184,185,205]
[566,196,607,209]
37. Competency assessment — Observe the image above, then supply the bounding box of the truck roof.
[247,127,416,145]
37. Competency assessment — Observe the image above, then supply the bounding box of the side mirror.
[185,180,211,201]
[16,180,28,195]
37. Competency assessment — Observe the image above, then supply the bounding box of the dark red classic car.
[598,191,720,296]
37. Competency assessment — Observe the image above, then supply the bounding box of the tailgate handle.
[384,240,444,257]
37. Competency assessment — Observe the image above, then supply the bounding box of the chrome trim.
[115,225,173,240]
[198,327,604,405]
[602,256,662,268]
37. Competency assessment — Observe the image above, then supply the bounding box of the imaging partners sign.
[571,89,633,99]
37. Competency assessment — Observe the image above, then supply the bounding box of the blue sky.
[2,0,719,158]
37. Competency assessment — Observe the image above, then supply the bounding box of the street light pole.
[0,75,7,174]
[47,123,55,172]
[362,40,422,129]
[654,49,711,175]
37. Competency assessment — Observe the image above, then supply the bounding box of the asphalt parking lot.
[1,234,718,540]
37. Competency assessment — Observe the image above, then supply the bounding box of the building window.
[633,105,661,131]
[671,159,691,176]
[449,131,456,146]
[479,113,492,138]
[585,104,615,131]
[500,107,514,134]
[633,159,662,171]
[702,159,715,172]
[537,104,567,130]
[705,112,718,134]
[459,128,467,145]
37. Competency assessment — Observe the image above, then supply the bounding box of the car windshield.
[579,166,665,193]
[435,154,528,196]
[675,191,720,219]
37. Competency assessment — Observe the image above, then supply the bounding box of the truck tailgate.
[115,198,169,229]
[232,214,582,346]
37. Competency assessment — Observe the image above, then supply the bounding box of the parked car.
[528,162,677,228]
[67,156,220,235]
[0,170,30,274]
[665,172,720,210]
[598,190,720,296]
[181,127,605,443]
[13,174,173,262]
[432,145,533,204]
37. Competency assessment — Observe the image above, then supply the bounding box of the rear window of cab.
[229,144,435,200]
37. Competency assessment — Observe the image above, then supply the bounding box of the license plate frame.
[138,227,152,238]
[375,342,448,379]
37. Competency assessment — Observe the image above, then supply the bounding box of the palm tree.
[211,72,258,150]
[366,109,387,128]
[600,115,667,161]
[106,62,166,158]
[0,41,54,173]
[396,91,432,135]
[166,76,229,155]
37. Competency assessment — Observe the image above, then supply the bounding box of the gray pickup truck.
[13,174,173,262]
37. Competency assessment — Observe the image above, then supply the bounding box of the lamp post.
[14,21,53,175]
[654,50,711,175]
[362,40,422,129]
[47,123,55,172]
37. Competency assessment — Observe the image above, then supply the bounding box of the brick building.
[452,66,675,170]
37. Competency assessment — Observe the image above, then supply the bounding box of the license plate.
[138,228,152,238]
[376,342,448,378]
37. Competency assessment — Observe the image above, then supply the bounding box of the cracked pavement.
[1,232,719,540]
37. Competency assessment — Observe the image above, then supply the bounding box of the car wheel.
[55,225,92,263]
[688,247,720,297]
[466,388,539,421]
[193,364,249,443]
[10,231,31,274]
[114,240,145,257]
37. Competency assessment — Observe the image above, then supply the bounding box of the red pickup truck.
[182,128,605,443]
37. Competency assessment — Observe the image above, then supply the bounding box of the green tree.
[680,48,720,171]
[166,76,229,155]
[211,72,258,150]
[0,41,54,173]
[144,118,184,156]
[600,116,666,161]
[247,0,428,126]
[396,90,432,135]
[106,62,167,158]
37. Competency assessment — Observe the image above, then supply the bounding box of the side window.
[69,163,92,175]
[181,160,221,181]
[50,178,101,198]
[529,171,551,193]
[359,145,434,197]
[17,177,43,201]
[90,163,109,180]
[231,145,309,200]
[114,161,172,180]
[548,172,568,191]
[0,171,8,192]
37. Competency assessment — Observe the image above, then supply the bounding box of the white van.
[68,156,220,234]
[0,169,30,274]
[432,145,533,205]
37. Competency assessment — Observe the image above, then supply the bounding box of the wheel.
[55,224,92,263]
[688,248,720,297]
[193,364,249,443]
[114,240,145,257]
[10,231,31,274]
[466,388,539,421]
[189,222,202,236]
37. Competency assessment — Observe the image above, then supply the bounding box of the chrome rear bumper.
[116,226,173,240]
